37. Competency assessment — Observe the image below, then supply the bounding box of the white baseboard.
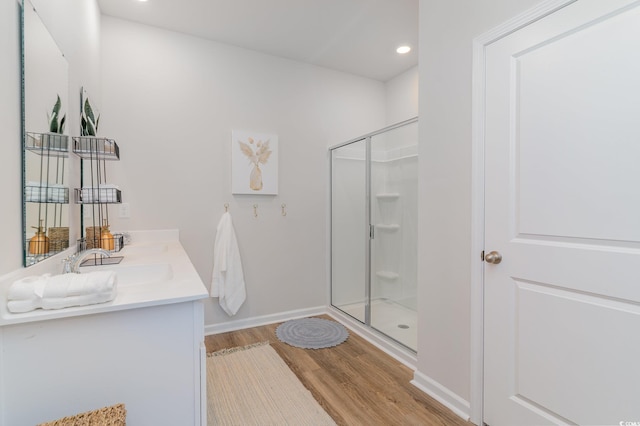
[411,370,471,422]
[204,306,327,335]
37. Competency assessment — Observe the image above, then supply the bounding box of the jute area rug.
[207,342,336,426]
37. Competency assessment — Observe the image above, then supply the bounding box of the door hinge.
[370,224,375,239]
[481,250,485,261]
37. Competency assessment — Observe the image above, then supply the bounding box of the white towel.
[7,290,117,313]
[81,184,120,203]
[8,275,49,300]
[8,271,117,300]
[6,299,39,313]
[25,182,68,203]
[6,271,118,313]
[42,271,117,298]
[41,291,116,310]
[211,212,246,316]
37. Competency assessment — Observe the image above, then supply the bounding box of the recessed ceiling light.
[137,0,148,2]
[396,46,411,54]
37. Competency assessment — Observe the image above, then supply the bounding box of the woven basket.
[49,227,69,252]
[38,403,126,426]
[85,226,101,250]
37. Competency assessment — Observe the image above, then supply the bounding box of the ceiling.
[96,0,418,82]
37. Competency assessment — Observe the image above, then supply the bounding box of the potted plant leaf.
[81,97,100,136]
[79,97,117,157]
[42,94,66,150]
[47,94,66,134]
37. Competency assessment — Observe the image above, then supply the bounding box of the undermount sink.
[94,263,173,287]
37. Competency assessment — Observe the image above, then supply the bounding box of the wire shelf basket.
[72,136,120,160]
[23,227,69,266]
[26,132,69,157]
[25,185,69,204]
[75,187,122,204]
[77,232,124,254]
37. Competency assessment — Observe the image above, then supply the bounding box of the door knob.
[485,251,502,264]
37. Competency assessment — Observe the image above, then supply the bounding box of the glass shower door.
[330,118,418,352]
[330,139,367,323]
[369,122,418,351]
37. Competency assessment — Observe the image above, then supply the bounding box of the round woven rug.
[276,318,349,349]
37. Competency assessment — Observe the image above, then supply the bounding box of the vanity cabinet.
[0,233,209,425]
[0,301,205,425]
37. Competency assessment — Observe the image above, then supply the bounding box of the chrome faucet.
[62,248,111,274]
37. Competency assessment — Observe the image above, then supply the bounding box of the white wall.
[0,0,23,275]
[100,16,386,326]
[416,0,545,414]
[0,0,101,276]
[386,65,419,125]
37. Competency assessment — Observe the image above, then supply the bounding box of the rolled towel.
[25,185,44,202]
[8,275,49,301]
[47,185,68,203]
[25,182,68,203]
[7,299,40,314]
[41,291,116,310]
[42,271,118,299]
[81,184,120,203]
[8,290,117,313]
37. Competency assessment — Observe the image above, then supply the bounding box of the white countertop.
[0,230,209,326]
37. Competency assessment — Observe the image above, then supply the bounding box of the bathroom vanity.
[0,230,209,425]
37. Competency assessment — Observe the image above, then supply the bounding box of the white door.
[483,1,640,425]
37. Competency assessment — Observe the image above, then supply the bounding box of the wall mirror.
[22,0,70,266]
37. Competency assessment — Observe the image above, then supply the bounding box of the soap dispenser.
[100,219,115,251]
[29,220,50,255]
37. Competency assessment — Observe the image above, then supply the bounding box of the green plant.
[81,98,100,136]
[47,95,66,134]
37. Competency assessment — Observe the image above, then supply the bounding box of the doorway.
[473,1,640,424]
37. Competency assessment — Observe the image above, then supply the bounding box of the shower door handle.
[369,224,375,239]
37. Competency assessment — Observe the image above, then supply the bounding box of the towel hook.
[224,203,229,212]
[253,204,258,218]
[281,203,287,217]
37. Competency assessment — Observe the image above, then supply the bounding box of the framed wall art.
[231,130,278,195]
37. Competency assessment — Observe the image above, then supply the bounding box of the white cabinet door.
[2,303,201,425]
[483,1,640,424]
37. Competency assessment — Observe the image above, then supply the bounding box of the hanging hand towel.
[211,212,246,316]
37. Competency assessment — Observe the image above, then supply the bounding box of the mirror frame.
[21,0,71,267]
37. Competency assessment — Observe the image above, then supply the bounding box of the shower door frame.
[329,116,418,350]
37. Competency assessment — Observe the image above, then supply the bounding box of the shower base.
[338,298,417,351]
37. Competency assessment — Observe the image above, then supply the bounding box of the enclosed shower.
[330,118,418,351]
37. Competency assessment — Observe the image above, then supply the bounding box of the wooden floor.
[204,315,469,426]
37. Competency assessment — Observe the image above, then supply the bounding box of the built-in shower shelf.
[376,224,400,232]
[376,193,400,200]
[376,271,399,280]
